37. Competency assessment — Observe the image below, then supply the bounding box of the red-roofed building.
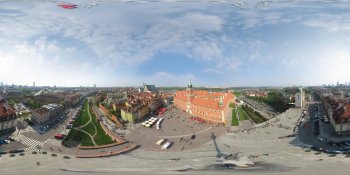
[322,94,350,133]
[0,102,18,131]
[31,104,63,124]
[174,81,234,124]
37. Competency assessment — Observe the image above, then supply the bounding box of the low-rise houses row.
[34,92,82,108]
[120,90,163,123]
[320,90,350,134]
[98,84,173,124]
[31,104,64,124]
[244,90,268,98]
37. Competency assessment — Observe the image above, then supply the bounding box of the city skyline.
[1,80,350,88]
[1,1,350,87]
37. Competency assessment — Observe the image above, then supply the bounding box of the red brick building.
[174,81,234,124]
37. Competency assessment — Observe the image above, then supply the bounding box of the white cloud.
[1,1,349,87]
[310,49,350,83]
[0,2,232,65]
[13,36,60,65]
[122,72,196,87]
[66,47,76,52]
[0,37,112,87]
[202,68,224,75]
[175,13,224,32]
[303,14,350,32]
[216,57,242,72]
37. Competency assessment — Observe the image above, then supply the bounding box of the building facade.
[142,83,158,94]
[174,81,234,124]
[0,101,18,132]
[121,105,150,123]
[320,91,350,134]
[31,108,49,124]
[31,104,63,124]
[295,88,304,108]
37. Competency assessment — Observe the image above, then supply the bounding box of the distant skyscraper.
[0,82,3,87]
[337,81,340,86]
[94,84,96,88]
[33,82,35,87]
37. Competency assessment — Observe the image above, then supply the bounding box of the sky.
[0,0,350,87]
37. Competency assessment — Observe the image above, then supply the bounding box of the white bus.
[156,138,166,146]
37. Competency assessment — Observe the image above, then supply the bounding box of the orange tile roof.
[0,103,15,117]
[32,108,49,115]
[340,104,350,119]
[175,90,234,110]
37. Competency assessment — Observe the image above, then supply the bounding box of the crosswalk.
[18,127,35,134]
[14,134,45,151]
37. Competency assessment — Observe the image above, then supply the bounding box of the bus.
[156,138,166,146]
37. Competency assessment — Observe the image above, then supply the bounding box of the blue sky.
[0,0,350,87]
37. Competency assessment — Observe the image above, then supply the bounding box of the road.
[238,96,278,119]
[1,104,82,152]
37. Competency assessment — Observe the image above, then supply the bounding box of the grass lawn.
[231,108,239,126]
[63,129,94,147]
[89,104,115,145]
[80,123,96,136]
[237,107,249,121]
[64,99,115,147]
[75,101,90,127]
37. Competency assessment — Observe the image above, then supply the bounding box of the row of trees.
[246,90,290,113]
[241,104,267,123]
[265,91,290,113]
[24,98,42,109]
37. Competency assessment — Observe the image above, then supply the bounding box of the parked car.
[66,124,73,129]
[7,137,15,142]
[54,134,66,139]
[324,149,342,154]
[0,140,7,145]
[9,149,24,153]
[161,141,173,150]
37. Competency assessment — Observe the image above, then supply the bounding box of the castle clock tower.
[186,79,193,114]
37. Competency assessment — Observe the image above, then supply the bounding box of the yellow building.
[121,106,150,123]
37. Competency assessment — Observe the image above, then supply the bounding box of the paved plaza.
[126,107,227,151]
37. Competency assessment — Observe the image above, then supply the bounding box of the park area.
[63,100,115,147]
[231,105,267,127]
[241,105,267,124]
[231,108,239,126]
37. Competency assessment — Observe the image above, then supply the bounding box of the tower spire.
[188,79,192,88]
[219,97,223,106]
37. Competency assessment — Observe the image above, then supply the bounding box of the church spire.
[188,79,192,88]
[219,97,223,106]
